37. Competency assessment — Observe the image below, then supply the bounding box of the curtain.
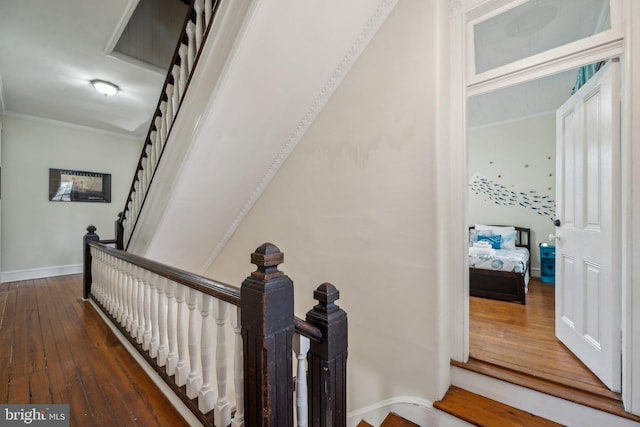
[572,61,606,94]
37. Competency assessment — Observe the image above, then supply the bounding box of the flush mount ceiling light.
[91,79,119,96]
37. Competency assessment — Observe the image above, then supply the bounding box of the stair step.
[434,386,563,427]
[357,412,420,427]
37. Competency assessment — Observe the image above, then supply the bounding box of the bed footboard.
[469,268,526,305]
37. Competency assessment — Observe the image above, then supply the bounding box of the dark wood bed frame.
[469,226,531,305]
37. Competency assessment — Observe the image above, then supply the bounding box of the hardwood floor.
[0,274,188,427]
[469,279,619,399]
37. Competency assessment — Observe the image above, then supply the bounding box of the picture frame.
[49,168,111,203]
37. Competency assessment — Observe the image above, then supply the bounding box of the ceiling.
[0,0,609,137]
[0,0,166,138]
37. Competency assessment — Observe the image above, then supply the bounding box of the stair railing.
[119,0,221,251]
[83,226,348,427]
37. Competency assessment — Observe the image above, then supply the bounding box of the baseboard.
[1,264,82,283]
[347,396,472,427]
[531,267,540,278]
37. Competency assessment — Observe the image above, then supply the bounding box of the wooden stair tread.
[357,412,420,427]
[453,358,640,423]
[434,386,562,427]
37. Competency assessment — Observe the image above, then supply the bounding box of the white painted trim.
[467,38,623,97]
[621,0,640,415]
[88,299,202,427]
[347,396,436,427]
[466,0,624,86]
[0,111,144,140]
[1,264,82,283]
[107,51,166,76]
[452,365,640,427]
[197,0,400,272]
[450,0,639,416]
[0,74,5,114]
[103,0,141,55]
[447,0,470,365]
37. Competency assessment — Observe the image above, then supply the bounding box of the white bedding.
[468,247,529,275]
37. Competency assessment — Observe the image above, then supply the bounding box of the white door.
[555,60,621,391]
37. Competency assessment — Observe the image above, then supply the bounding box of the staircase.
[121,0,398,274]
[435,387,562,427]
[357,412,421,427]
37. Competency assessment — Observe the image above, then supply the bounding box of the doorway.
[466,65,616,394]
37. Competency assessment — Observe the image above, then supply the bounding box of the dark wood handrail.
[90,242,324,341]
[294,317,323,343]
[89,241,240,306]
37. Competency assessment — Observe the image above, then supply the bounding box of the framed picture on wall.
[49,168,111,203]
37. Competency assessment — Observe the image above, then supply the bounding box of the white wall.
[0,115,143,281]
[204,0,447,411]
[468,113,557,274]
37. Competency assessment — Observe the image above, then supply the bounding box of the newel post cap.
[250,242,284,281]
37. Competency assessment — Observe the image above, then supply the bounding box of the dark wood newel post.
[306,283,348,427]
[241,243,294,426]
[115,212,124,250]
[83,225,100,299]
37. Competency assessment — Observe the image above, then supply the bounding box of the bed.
[468,225,531,305]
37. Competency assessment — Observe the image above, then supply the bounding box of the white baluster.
[198,294,214,413]
[294,335,310,427]
[186,22,196,73]
[155,116,163,154]
[130,265,140,339]
[165,84,174,133]
[119,260,129,326]
[149,130,157,169]
[194,0,204,51]
[175,284,189,386]
[157,277,169,366]
[172,64,181,107]
[213,300,231,427]
[142,268,152,351]
[178,44,188,98]
[136,269,145,343]
[105,254,112,307]
[166,280,178,375]
[149,271,160,358]
[125,264,134,333]
[159,100,167,145]
[205,0,213,27]
[105,255,118,319]
[230,306,244,427]
[186,289,202,398]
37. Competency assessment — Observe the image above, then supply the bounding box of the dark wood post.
[115,212,124,250]
[306,283,348,427]
[241,243,294,427]
[83,225,100,299]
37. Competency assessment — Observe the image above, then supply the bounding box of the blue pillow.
[477,234,502,249]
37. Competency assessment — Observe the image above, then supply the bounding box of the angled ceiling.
[0,0,168,138]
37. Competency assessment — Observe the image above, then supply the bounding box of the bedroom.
[465,64,615,394]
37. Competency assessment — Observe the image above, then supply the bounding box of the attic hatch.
[113,0,190,72]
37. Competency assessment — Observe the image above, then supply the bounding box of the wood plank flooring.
[0,274,188,427]
[469,278,617,399]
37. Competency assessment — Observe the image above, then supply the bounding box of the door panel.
[555,60,621,392]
